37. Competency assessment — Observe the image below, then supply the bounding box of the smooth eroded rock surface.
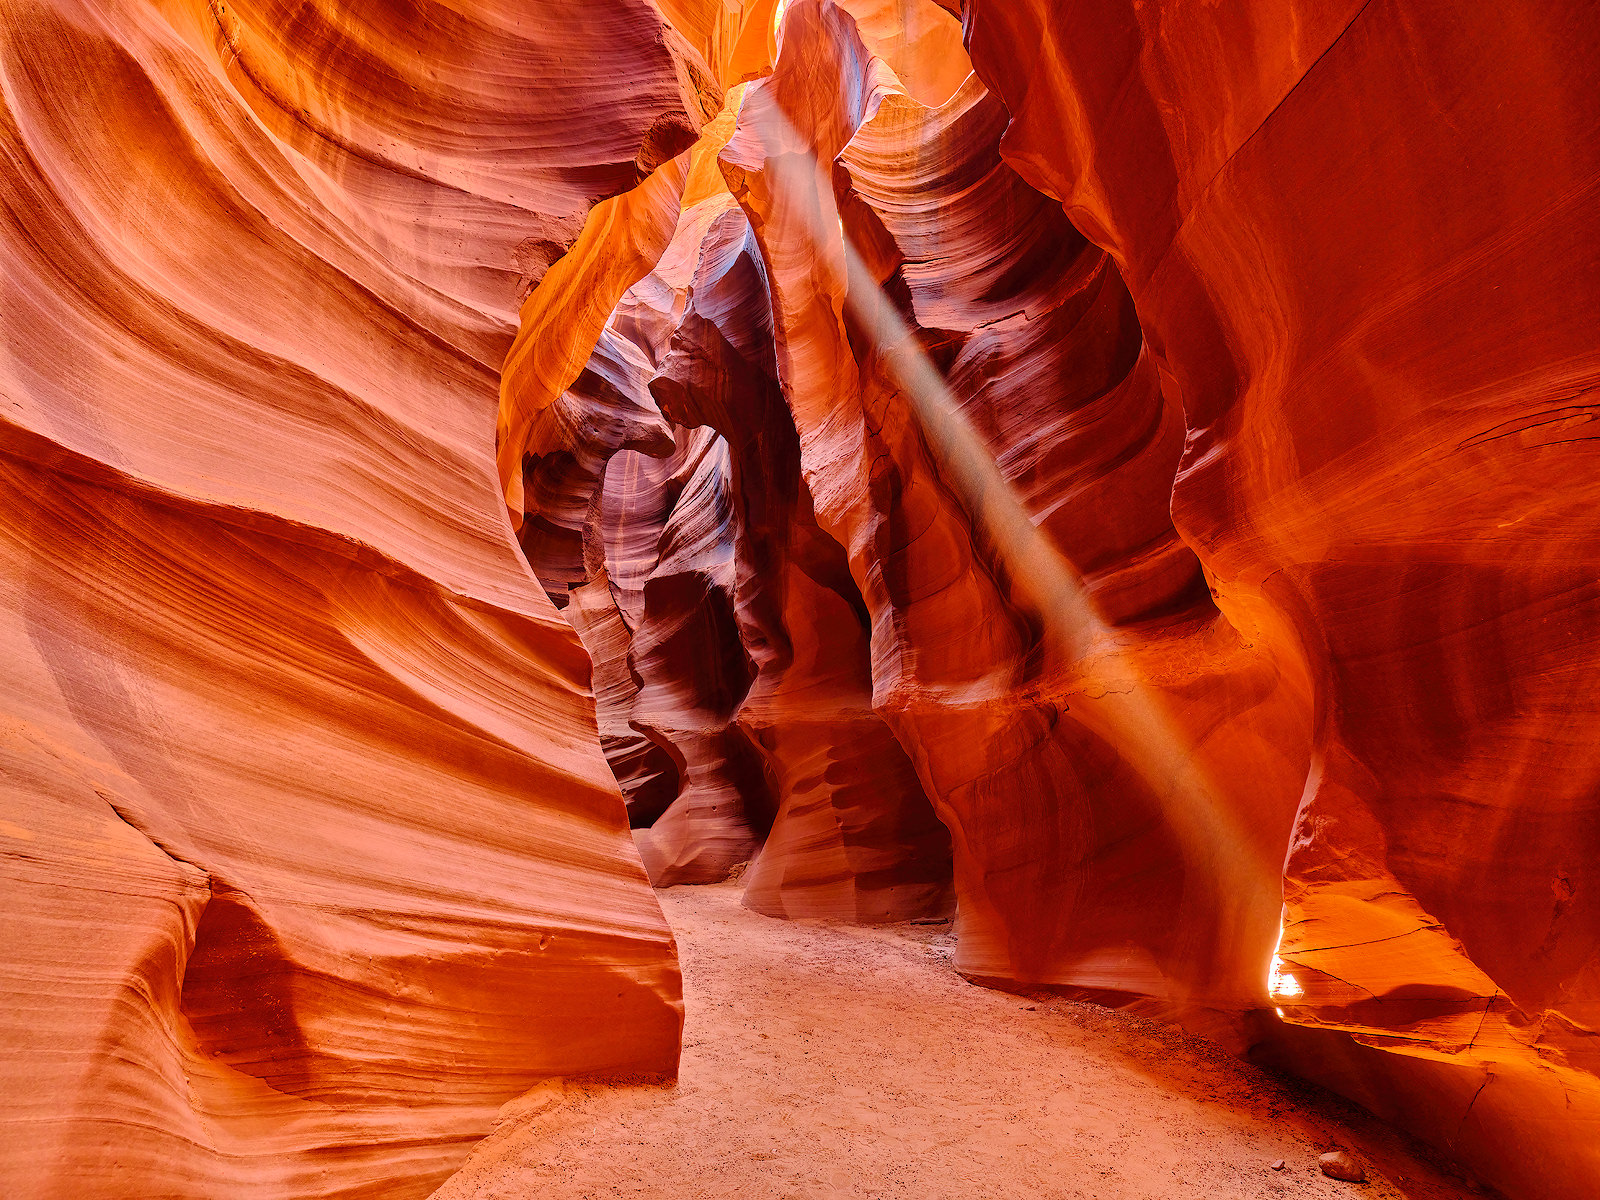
[7,1,1599,1199]
[495,3,1600,1197]
[1,0,708,1194]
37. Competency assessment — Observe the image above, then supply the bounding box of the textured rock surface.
[690,0,1312,1021]
[652,201,955,920]
[495,1,1600,1197]
[956,2,1600,1197]
[508,81,954,914]
[7,0,1600,1198]
[0,1,706,1195]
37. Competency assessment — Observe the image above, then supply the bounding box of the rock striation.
[955,3,1600,1197]
[509,69,956,916]
[0,0,711,1195]
[498,2,1600,1198]
[4,1,1599,1199]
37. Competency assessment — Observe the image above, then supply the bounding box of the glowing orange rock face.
[955,2,1600,1197]
[0,0,709,1195]
[7,0,1599,1196]
[511,77,956,915]
[499,1,1599,1196]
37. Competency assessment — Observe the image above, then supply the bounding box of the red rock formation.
[507,159,774,886]
[565,569,682,829]
[614,424,776,884]
[706,0,1306,1006]
[0,1,708,1194]
[9,0,1600,1197]
[651,207,954,921]
[509,96,953,913]
[953,2,1600,1197]
[496,1,1600,1195]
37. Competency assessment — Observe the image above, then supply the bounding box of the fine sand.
[432,883,1480,1200]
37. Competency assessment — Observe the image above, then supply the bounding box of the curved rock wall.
[7,0,1598,1196]
[652,202,955,920]
[508,65,956,917]
[954,2,1600,1196]
[499,1,1600,1196]
[0,1,708,1194]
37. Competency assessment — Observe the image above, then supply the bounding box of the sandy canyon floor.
[433,884,1483,1200]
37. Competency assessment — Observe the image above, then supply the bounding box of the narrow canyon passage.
[434,884,1476,1200]
[4,1,1599,1197]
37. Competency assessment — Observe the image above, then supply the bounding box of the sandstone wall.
[499,3,1600,1195]
[0,1,706,1193]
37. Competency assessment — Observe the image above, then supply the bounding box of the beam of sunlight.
[1267,926,1303,1006]
[738,91,1281,1000]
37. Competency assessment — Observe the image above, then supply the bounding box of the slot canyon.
[1,0,1597,1196]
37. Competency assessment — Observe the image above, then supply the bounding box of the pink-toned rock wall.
[0,1,705,1194]
[508,87,954,915]
[707,0,1309,1009]
[651,206,955,920]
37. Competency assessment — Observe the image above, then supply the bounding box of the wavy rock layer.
[0,1,709,1195]
[7,0,1599,1198]
[500,2,1600,1197]
[508,75,956,916]
[955,2,1600,1197]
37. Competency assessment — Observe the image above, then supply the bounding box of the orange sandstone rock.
[9,0,1600,1198]
[0,0,705,1194]
[957,1,1600,1196]
[652,206,955,921]
[498,1,1600,1195]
